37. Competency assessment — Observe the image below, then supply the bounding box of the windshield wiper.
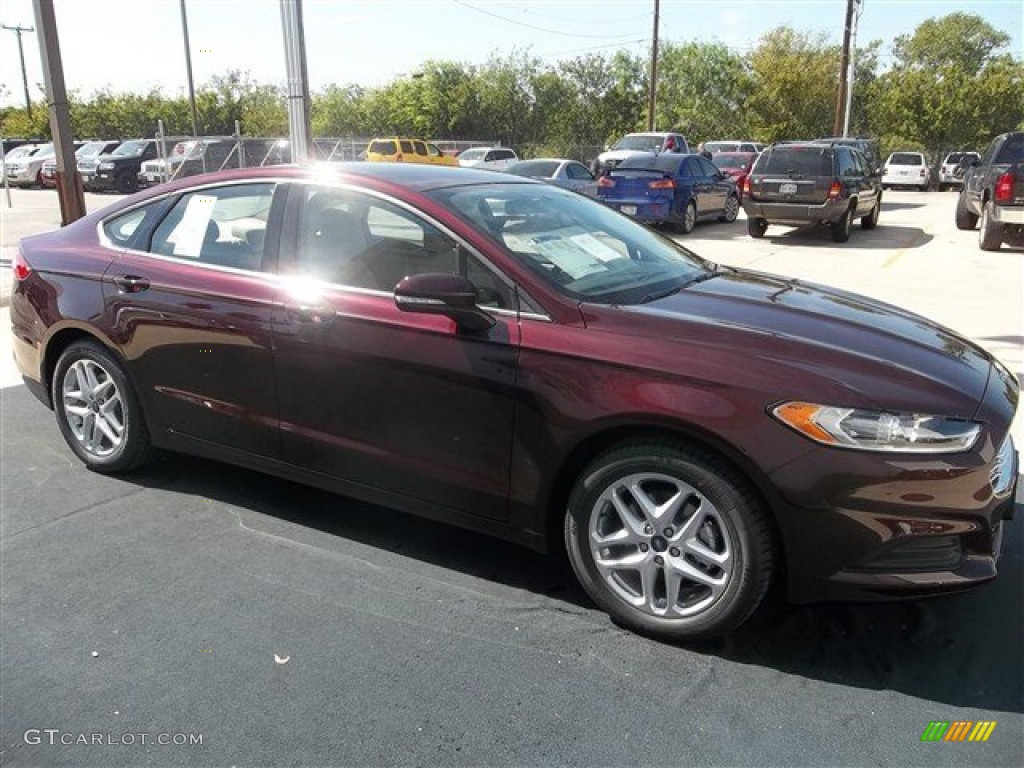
[640,285,683,303]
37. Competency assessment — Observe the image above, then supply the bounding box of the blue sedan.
[596,153,740,233]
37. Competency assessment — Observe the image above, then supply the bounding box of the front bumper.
[774,431,1017,603]
[82,170,118,190]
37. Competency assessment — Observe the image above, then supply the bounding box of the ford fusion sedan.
[10,164,1017,641]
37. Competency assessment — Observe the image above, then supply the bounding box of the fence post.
[157,120,168,184]
[235,120,245,168]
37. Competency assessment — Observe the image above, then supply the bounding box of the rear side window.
[399,140,414,154]
[995,135,1024,164]
[837,148,857,177]
[150,183,275,271]
[369,140,396,155]
[890,153,923,166]
[413,141,428,156]
[102,206,152,247]
[755,147,832,176]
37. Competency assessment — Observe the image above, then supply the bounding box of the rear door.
[101,181,285,457]
[695,156,729,213]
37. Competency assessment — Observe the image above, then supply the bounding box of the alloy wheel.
[61,359,125,458]
[587,472,734,618]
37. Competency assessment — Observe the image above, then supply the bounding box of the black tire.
[861,195,881,229]
[955,191,979,230]
[52,341,153,473]
[831,205,853,242]
[718,194,740,223]
[979,200,1003,251]
[747,217,767,239]
[564,440,774,641]
[115,172,137,194]
[677,200,697,234]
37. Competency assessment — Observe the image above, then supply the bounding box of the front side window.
[149,183,275,271]
[369,140,397,155]
[565,163,593,180]
[429,183,711,305]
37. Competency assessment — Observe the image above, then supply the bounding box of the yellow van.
[365,138,458,166]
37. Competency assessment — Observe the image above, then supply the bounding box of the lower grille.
[860,535,963,572]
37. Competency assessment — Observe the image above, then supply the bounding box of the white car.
[457,147,518,170]
[593,132,688,175]
[938,151,980,191]
[882,151,930,191]
[2,143,53,187]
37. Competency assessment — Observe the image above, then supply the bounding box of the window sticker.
[529,235,610,280]
[171,195,218,258]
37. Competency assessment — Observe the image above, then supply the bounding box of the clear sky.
[1,0,1021,108]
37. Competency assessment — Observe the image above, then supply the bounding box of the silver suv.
[939,151,980,191]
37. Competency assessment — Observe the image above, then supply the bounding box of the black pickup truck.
[955,131,1024,251]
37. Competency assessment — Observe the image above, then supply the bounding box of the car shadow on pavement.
[127,449,1022,715]
[759,223,934,250]
[880,200,929,211]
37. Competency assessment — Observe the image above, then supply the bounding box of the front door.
[272,183,520,520]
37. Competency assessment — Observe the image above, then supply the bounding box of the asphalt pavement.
[1,185,1022,766]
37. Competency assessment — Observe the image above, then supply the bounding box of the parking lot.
[1,186,1022,766]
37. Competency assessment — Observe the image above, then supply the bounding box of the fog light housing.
[990,435,1016,498]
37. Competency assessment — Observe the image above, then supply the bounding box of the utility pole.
[842,0,864,137]
[280,0,312,163]
[179,0,200,139]
[32,0,86,224]
[833,0,856,136]
[2,23,35,119]
[647,0,660,131]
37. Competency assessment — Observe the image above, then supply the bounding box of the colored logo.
[921,721,997,742]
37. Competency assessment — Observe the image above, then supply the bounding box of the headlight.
[771,401,981,453]
[98,162,115,170]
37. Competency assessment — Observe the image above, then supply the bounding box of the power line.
[452,1,647,40]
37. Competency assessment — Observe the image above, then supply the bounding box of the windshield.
[113,141,149,157]
[712,154,753,170]
[78,142,109,157]
[507,160,559,178]
[426,183,711,304]
[889,153,924,166]
[612,134,663,152]
[704,142,738,153]
[4,146,34,160]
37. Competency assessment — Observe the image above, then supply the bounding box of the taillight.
[828,181,842,199]
[995,172,1014,202]
[12,249,31,281]
[648,179,675,190]
[920,168,927,177]
[742,176,751,195]
[597,176,615,188]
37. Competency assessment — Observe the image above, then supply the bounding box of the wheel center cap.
[650,535,668,553]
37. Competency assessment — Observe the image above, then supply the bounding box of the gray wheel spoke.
[587,470,736,621]
[93,377,116,399]
[94,416,119,446]
[64,404,90,418]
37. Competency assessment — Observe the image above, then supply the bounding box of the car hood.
[582,269,994,418]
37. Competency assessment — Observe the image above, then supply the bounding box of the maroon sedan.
[711,151,759,200]
[9,164,1018,641]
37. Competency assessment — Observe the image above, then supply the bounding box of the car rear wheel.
[861,196,881,229]
[831,205,853,243]
[677,200,697,234]
[979,201,1003,251]
[747,217,767,239]
[53,341,153,473]
[718,194,739,223]
[564,441,774,641]
[955,191,979,230]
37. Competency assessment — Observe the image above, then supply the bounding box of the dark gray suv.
[742,142,882,242]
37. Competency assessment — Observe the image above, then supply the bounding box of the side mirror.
[394,273,495,333]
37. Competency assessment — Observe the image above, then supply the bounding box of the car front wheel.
[979,201,1003,251]
[955,191,979,230]
[861,196,881,229]
[564,441,774,641]
[53,341,153,472]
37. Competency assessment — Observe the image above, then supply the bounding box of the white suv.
[882,152,930,191]
[938,151,980,191]
[457,147,518,170]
